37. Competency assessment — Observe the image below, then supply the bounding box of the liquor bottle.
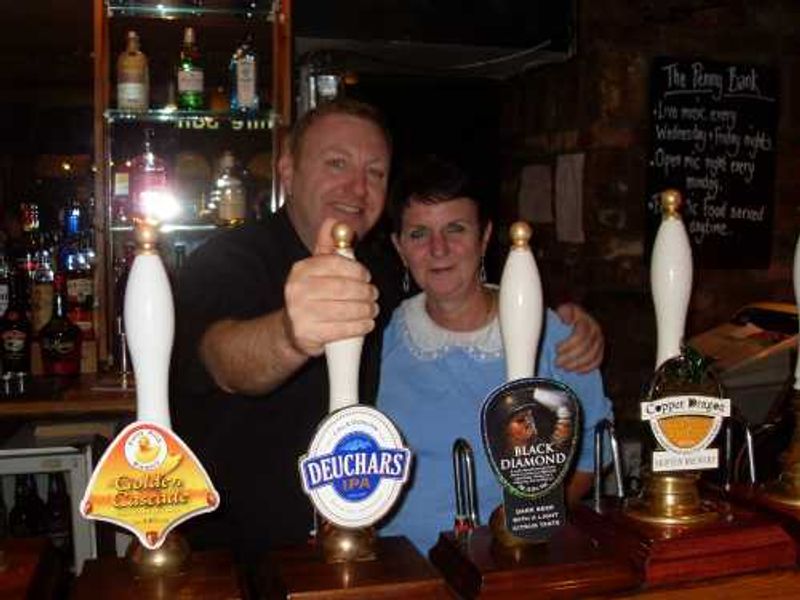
[230,34,259,115]
[31,244,54,336]
[1,273,32,376]
[214,151,247,227]
[174,150,211,221]
[117,30,149,112]
[0,251,10,319]
[44,473,72,557]
[40,274,82,377]
[112,159,132,225]
[16,203,41,284]
[129,129,170,220]
[63,246,94,344]
[8,474,46,537]
[177,27,204,110]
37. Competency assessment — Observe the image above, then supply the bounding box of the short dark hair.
[288,98,393,162]
[388,154,491,235]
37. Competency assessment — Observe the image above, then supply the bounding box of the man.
[170,99,603,561]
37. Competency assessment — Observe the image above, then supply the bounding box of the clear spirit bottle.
[117,30,149,112]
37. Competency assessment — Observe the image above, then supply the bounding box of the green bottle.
[177,27,204,110]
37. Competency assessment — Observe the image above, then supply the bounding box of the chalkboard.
[646,57,778,269]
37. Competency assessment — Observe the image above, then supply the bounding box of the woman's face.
[506,409,536,448]
[392,197,491,303]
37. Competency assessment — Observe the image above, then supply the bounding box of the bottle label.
[67,277,93,307]
[114,172,130,196]
[0,283,9,317]
[42,337,81,376]
[3,329,28,359]
[31,283,54,333]
[235,58,257,108]
[118,83,148,111]
[178,70,204,94]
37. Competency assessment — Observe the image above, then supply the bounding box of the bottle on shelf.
[112,159,132,225]
[130,129,176,222]
[40,274,83,378]
[117,30,149,112]
[209,84,230,112]
[16,203,41,284]
[177,26,204,110]
[174,150,211,222]
[0,250,10,319]
[230,33,258,115]
[44,473,72,558]
[8,474,46,538]
[62,242,95,347]
[1,272,32,377]
[214,150,247,227]
[31,244,54,337]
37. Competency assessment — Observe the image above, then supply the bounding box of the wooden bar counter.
[71,549,243,600]
[0,538,63,599]
[0,375,135,421]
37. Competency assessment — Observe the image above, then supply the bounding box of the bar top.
[0,374,136,420]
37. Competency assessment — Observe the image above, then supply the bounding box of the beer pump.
[73,218,231,597]
[573,190,795,587]
[430,222,638,598]
[268,223,448,599]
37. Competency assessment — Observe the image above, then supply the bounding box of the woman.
[377,155,612,553]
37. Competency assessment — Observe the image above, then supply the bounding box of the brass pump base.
[126,532,191,577]
[319,522,377,563]
[625,473,718,527]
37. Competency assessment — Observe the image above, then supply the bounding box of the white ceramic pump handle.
[324,223,365,412]
[124,221,174,428]
[651,189,693,369]
[499,221,544,382]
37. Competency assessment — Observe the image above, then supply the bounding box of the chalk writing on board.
[646,57,777,269]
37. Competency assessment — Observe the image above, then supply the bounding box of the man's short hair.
[288,98,393,162]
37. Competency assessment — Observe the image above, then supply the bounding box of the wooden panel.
[429,524,639,599]
[262,536,451,599]
[573,498,796,588]
[0,538,63,600]
[604,569,800,599]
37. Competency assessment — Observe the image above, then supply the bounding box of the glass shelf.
[107,2,275,21]
[110,223,219,233]
[105,108,277,127]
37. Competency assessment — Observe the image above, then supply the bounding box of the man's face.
[281,113,391,249]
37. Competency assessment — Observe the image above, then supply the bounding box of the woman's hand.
[554,303,605,374]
